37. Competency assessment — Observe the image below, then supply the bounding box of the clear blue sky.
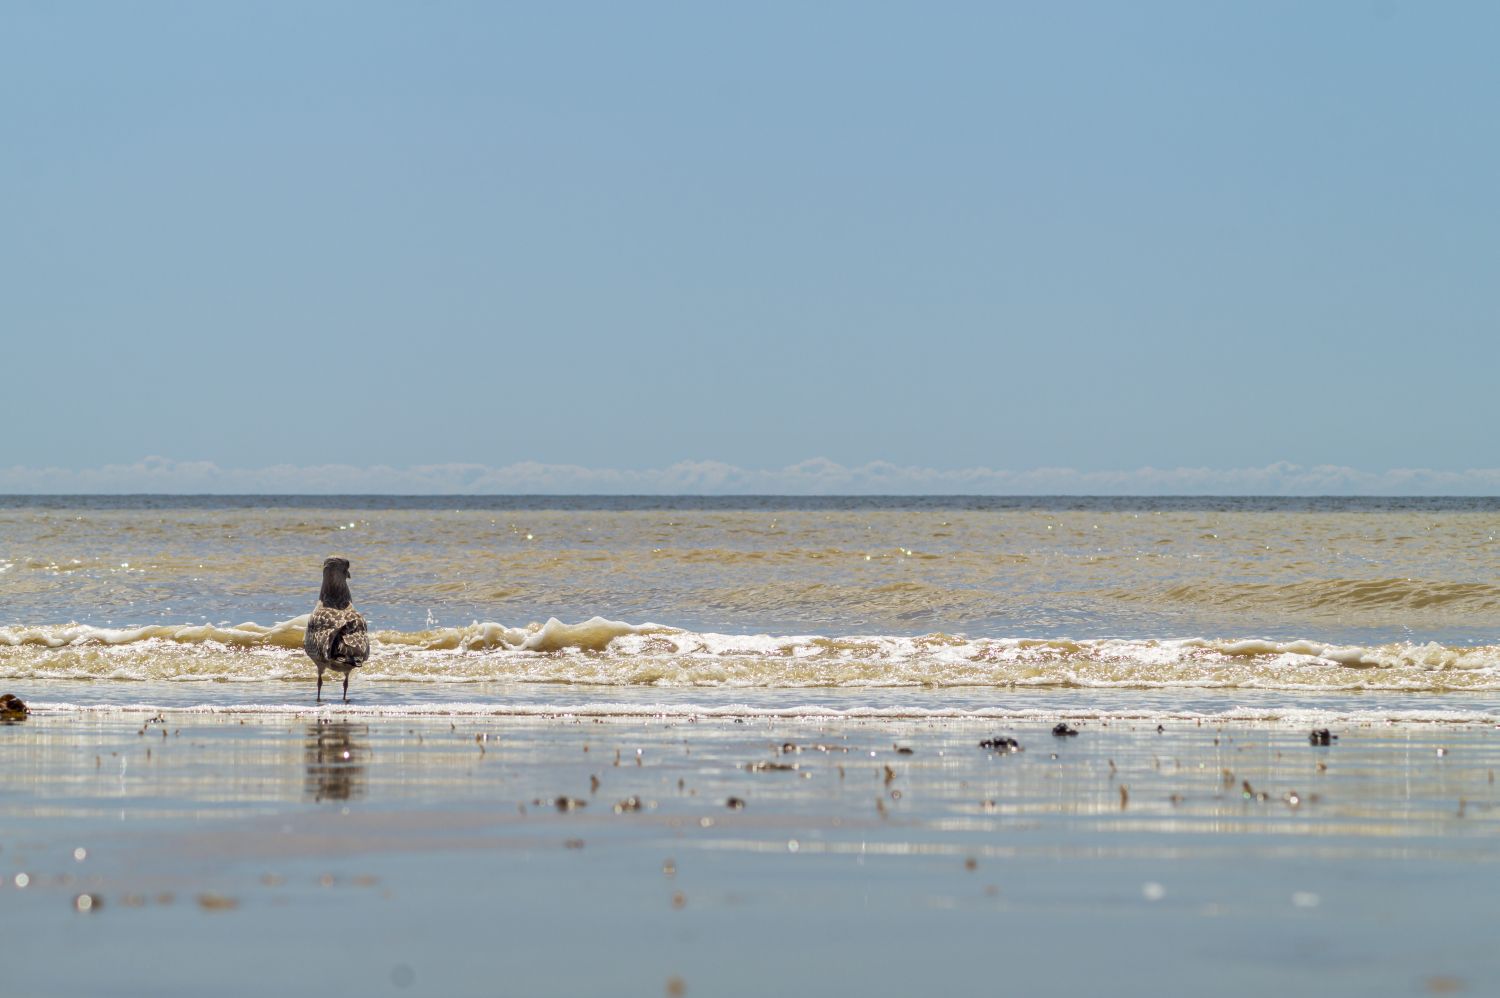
[4,2,1497,490]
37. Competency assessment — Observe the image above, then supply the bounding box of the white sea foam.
[3,617,1500,692]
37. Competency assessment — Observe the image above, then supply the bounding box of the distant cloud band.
[0,457,1497,495]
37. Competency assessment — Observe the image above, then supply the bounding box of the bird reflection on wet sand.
[304,720,369,802]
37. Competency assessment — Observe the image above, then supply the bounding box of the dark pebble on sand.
[555,796,587,812]
[1052,724,1078,737]
[725,797,746,810]
[1309,729,1338,746]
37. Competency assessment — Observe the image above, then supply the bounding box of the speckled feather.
[303,603,369,673]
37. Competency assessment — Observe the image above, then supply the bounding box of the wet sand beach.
[2,709,1497,997]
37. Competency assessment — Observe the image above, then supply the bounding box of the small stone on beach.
[0,694,28,722]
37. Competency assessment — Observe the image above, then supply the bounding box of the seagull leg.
[317,671,323,703]
[342,672,350,704]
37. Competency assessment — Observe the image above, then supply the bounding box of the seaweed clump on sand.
[1308,729,1338,746]
[979,736,1023,753]
[0,694,28,723]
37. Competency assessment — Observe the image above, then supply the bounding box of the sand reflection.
[304,720,369,802]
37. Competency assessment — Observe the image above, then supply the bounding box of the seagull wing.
[329,609,370,668]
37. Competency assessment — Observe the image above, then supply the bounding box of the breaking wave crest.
[0,616,658,653]
[3,617,1500,692]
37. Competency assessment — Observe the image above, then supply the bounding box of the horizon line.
[3,492,1498,499]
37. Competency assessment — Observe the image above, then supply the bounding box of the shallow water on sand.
[0,713,1496,997]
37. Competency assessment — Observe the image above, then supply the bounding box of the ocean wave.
[0,616,659,653]
[0,618,312,650]
[1143,578,1500,614]
[2,617,1499,692]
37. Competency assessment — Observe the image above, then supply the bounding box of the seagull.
[304,556,370,704]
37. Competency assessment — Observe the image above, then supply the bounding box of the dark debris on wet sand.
[0,693,29,723]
